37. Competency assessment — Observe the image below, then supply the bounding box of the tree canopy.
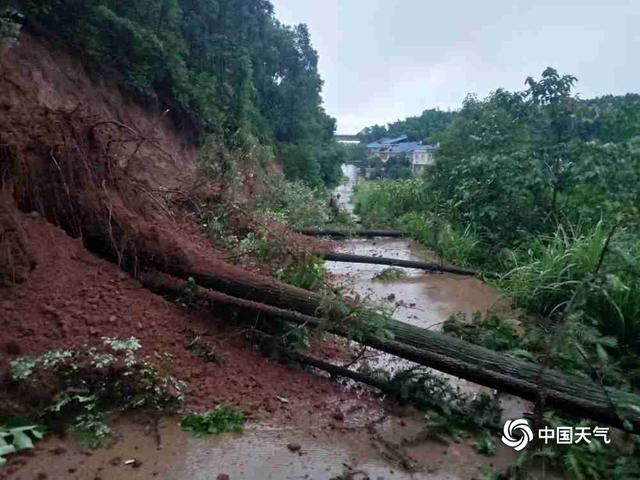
[357,108,456,144]
[18,0,343,186]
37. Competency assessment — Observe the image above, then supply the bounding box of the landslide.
[0,33,355,419]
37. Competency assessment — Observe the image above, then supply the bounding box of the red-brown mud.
[0,206,374,410]
[0,30,380,478]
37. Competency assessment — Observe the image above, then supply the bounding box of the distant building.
[410,144,437,175]
[366,135,437,175]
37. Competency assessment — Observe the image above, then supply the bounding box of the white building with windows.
[410,144,437,175]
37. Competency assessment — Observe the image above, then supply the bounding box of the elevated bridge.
[334,134,360,144]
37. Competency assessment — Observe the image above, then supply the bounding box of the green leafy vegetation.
[355,68,640,478]
[0,423,44,466]
[181,405,245,436]
[373,267,407,281]
[0,7,21,44]
[6,337,185,449]
[383,368,501,444]
[443,313,523,353]
[275,255,326,290]
[18,0,344,187]
[318,296,395,343]
[472,436,497,456]
[258,179,332,229]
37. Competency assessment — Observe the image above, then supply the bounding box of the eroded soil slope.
[0,31,377,477]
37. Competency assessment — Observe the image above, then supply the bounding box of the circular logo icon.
[501,419,533,451]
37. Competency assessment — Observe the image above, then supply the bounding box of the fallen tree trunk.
[247,330,394,394]
[317,252,477,276]
[296,228,403,238]
[140,270,640,433]
[248,330,503,433]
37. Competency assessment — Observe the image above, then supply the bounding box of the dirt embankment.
[0,32,365,431]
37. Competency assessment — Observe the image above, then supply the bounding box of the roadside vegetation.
[1,337,185,457]
[354,68,640,479]
[181,405,245,436]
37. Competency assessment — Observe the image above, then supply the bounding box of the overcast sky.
[270,0,640,134]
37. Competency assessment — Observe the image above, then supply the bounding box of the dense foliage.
[15,0,343,186]
[353,68,640,386]
[354,69,640,479]
[355,68,640,252]
[357,108,456,143]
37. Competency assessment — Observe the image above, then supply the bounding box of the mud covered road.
[7,165,525,480]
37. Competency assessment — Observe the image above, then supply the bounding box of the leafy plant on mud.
[5,337,185,449]
[473,436,497,456]
[267,321,311,351]
[318,295,395,343]
[181,405,245,437]
[175,276,200,308]
[387,368,502,444]
[0,8,21,44]
[443,313,526,353]
[373,267,407,281]
[275,255,326,290]
[0,422,44,466]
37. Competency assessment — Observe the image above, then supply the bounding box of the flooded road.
[327,237,498,329]
[10,164,523,480]
[324,164,527,421]
[16,412,518,480]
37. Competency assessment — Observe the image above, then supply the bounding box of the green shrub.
[259,179,331,229]
[275,255,326,290]
[443,313,523,352]
[400,212,481,267]
[473,436,497,456]
[7,337,185,448]
[373,267,407,281]
[181,405,245,436]
[352,179,427,227]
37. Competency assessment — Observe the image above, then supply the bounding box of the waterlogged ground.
[13,236,523,479]
[8,166,528,480]
[11,409,518,480]
[325,236,529,422]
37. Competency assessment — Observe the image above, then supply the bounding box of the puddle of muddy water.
[325,237,530,425]
[13,414,518,480]
[326,165,530,424]
[327,238,499,329]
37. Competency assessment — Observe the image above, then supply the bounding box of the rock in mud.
[286,442,301,452]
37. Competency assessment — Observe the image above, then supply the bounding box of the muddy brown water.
[8,165,528,479]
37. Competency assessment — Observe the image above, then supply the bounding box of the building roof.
[366,134,408,149]
[386,141,422,154]
[367,134,438,164]
[413,144,438,152]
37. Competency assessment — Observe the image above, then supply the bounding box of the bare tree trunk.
[317,252,477,276]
